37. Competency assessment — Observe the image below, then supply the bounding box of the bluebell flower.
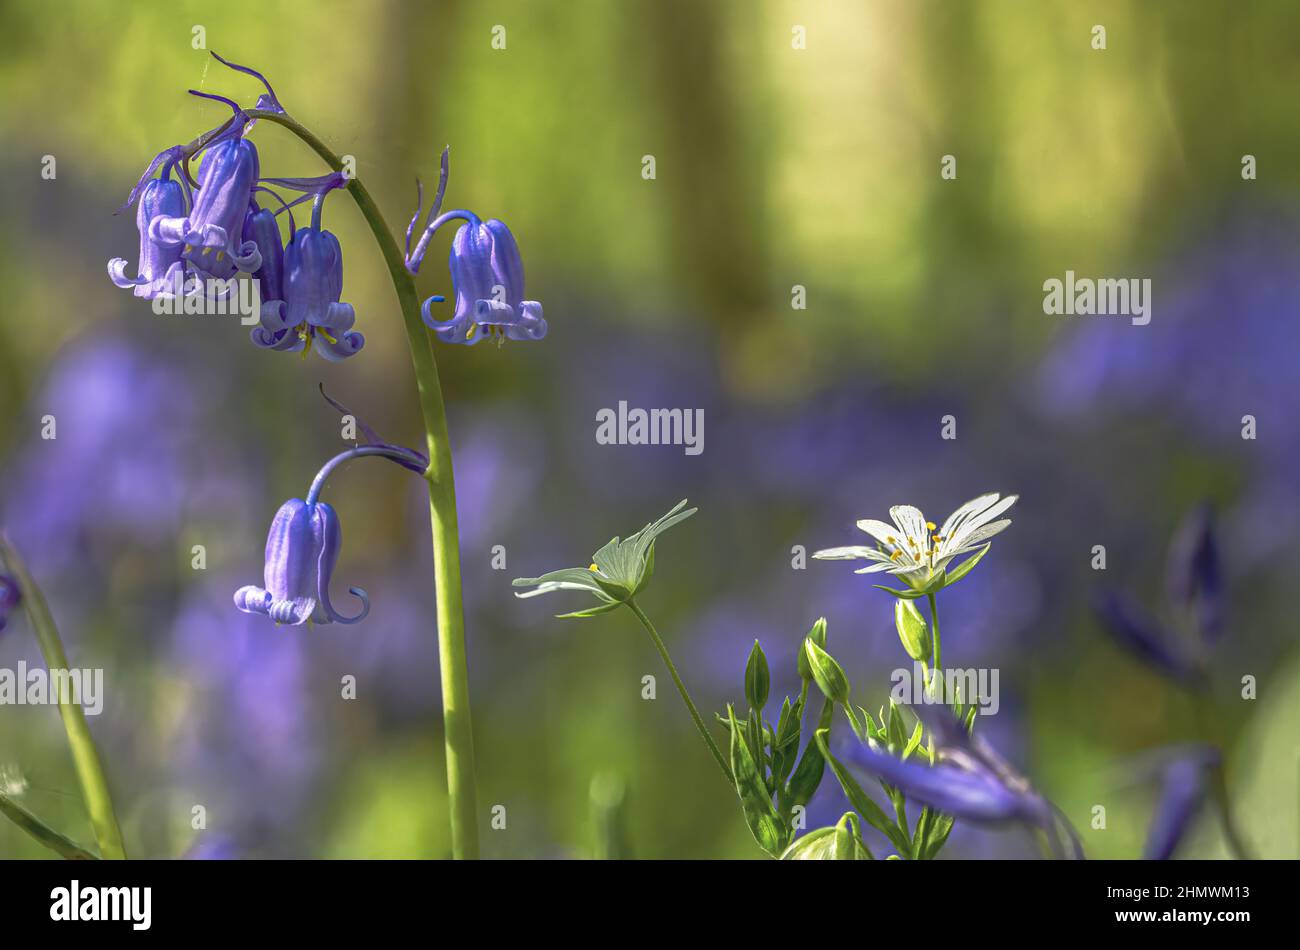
[420,215,547,345]
[250,185,363,361]
[1093,503,1225,682]
[235,400,426,625]
[107,174,188,299]
[149,92,262,282]
[1092,591,1199,683]
[1144,746,1218,860]
[0,574,19,633]
[1165,503,1225,644]
[234,498,368,626]
[403,154,546,345]
[843,705,1082,857]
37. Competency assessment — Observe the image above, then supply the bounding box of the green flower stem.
[626,599,733,783]
[0,535,125,859]
[0,792,97,861]
[927,593,942,672]
[246,110,480,859]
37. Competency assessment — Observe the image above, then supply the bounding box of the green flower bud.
[833,812,872,860]
[744,639,770,710]
[796,616,828,681]
[894,599,931,662]
[803,638,850,707]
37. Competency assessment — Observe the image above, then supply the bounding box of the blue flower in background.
[1093,503,1225,683]
[420,214,547,345]
[1143,746,1219,860]
[234,498,368,626]
[0,574,19,633]
[107,175,188,299]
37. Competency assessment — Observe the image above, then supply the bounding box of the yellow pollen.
[215,249,225,262]
[885,535,895,544]
[588,563,598,572]
[183,244,193,254]
[926,521,936,530]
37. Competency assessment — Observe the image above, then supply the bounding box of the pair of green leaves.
[512,500,696,618]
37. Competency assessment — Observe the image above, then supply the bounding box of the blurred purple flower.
[1093,504,1226,682]
[1165,503,1224,644]
[1144,746,1219,860]
[0,574,19,633]
[1092,591,1200,683]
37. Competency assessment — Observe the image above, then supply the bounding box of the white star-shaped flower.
[814,493,1017,591]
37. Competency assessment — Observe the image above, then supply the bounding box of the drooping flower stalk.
[219,107,482,859]
[0,535,126,860]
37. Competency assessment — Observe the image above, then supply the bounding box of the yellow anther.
[183,244,193,254]
[926,521,936,531]
[885,535,895,544]
[588,563,598,572]
[215,249,225,262]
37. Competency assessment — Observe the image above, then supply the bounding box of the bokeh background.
[1,0,1297,859]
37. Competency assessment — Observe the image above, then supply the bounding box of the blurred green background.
[0,0,1297,859]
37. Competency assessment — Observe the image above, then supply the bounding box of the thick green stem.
[626,600,733,783]
[247,111,479,858]
[0,536,125,859]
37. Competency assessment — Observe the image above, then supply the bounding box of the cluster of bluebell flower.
[109,53,545,359]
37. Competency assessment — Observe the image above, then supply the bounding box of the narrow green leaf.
[785,698,834,809]
[727,706,786,857]
[814,730,912,858]
[0,792,97,860]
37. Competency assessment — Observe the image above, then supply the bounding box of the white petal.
[938,493,999,540]
[949,519,1012,553]
[854,561,899,574]
[856,518,901,546]
[951,495,1017,545]
[813,545,877,561]
[889,506,929,549]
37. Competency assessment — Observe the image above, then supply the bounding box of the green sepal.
[796,617,828,681]
[942,543,991,588]
[814,729,912,858]
[894,599,931,662]
[834,811,874,860]
[871,585,928,600]
[778,826,837,860]
[803,639,850,706]
[744,639,770,711]
[727,705,786,857]
[554,600,625,620]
